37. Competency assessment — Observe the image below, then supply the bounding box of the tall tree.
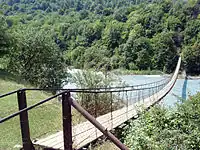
[151,31,178,72]
[8,28,67,91]
[0,15,11,57]
[182,42,200,74]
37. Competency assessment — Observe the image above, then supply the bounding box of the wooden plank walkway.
[34,58,181,150]
[33,104,138,149]
[33,85,173,149]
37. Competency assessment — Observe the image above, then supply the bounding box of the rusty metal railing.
[0,57,181,150]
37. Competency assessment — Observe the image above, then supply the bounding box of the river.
[64,70,200,107]
[121,75,200,107]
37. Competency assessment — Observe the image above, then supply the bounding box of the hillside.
[0,0,200,94]
[0,0,139,14]
[1,0,200,72]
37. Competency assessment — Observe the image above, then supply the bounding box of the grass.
[0,70,84,150]
[0,69,122,150]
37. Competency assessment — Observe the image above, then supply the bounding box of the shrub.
[72,70,125,116]
[122,93,200,150]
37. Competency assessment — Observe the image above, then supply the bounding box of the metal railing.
[0,57,181,150]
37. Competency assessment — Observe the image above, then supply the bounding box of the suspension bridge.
[0,57,181,150]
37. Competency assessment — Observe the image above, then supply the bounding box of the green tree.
[72,70,124,116]
[184,19,200,44]
[102,20,124,53]
[0,15,11,57]
[163,15,182,31]
[113,8,127,22]
[83,45,109,69]
[69,46,85,68]
[82,20,103,45]
[151,31,178,72]
[182,43,200,74]
[8,28,67,91]
[125,37,152,70]
[122,24,151,69]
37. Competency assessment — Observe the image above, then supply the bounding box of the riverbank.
[110,69,200,79]
[111,69,164,75]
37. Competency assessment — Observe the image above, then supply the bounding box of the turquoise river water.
[121,75,200,107]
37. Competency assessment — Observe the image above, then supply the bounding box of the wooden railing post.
[17,89,33,150]
[62,92,73,150]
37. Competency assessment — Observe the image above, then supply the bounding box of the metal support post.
[62,92,73,150]
[17,90,34,150]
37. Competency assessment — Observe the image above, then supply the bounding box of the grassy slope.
[0,70,63,149]
[0,70,119,150]
[0,70,86,149]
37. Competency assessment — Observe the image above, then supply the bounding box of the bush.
[122,93,200,150]
[72,70,125,116]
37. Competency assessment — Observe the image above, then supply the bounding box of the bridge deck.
[34,104,137,149]
[33,83,171,150]
[34,57,181,149]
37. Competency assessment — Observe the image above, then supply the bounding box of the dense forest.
[0,0,200,88]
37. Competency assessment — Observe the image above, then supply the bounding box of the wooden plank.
[33,104,136,149]
[34,96,154,149]
[33,101,146,149]
[33,57,181,149]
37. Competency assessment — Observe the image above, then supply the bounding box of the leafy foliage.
[0,15,11,57]
[8,28,67,91]
[72,70,124,116]
[0,0,200,85]
[122,93,200,150]
[182,42,200,74]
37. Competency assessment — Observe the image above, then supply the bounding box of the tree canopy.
[0,15,11,57]
[7,28,67,90]
[0,0,200,84]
